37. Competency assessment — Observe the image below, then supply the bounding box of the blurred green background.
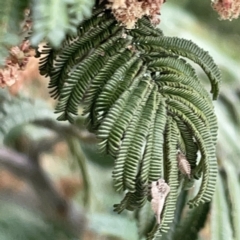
[0,1,240,240]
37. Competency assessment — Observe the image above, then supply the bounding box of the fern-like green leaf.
[167,103,217,207]
[158,82,217,144]
[174,118,198,170]
[38,8,220,239]
[55,37,129,123]
[148,98,167,183]
[112,79,154,192]
[158,118,179,234]
[97,66,147,153]
[136,36,221,99]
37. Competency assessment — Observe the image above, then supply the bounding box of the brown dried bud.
[177,151,191,178]
[150,178,170,224]
[0,67,18,88]
[0,40,33,88]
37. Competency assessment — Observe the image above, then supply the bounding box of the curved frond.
[112,80,154,192]
[106,77,152,158]
[148,57,198,79]
[136,36,221,99]
[174,119,198,170]
[158,82,217,144]
[49,18,120,98]
[84,50,135,129]
[148,98,167,183]
[113,179,148,213]
[97,66,147,152]
[158,118,179,234]
[55,37,130,123]
[167,103,217,207]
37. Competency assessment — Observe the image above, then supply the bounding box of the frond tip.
[38,5,220,239]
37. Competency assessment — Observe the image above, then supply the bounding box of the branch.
[0,147,86,236]
[33,118,98,144]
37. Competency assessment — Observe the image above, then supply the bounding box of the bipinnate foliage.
[38,4,221,238]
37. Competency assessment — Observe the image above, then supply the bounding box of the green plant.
[37,4,221,238]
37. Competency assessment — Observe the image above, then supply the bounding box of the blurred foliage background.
[0,1,240,240]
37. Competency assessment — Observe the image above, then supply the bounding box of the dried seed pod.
[150,179,170,224]
[177,151,191,178]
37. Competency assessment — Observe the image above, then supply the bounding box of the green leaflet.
[147,118,179,239]
[161,191,188,240]
[131,18,164,37]
[38,8,220,240]
[123,86,158,191]
[106,77,152,158]
[155,73,212,105]
[139,93,162,184]
[92,55,142,128]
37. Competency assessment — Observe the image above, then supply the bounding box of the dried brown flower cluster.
[150,179,170,224]
[212,0,240,20]
[107,0,165,29]
[177,151,191,179]
[0,40,33,88]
